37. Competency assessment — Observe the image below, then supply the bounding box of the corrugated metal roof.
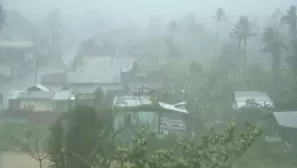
[67,72,121,84]
[41,72,67,84]
[69,57,134,84]
[114,96,188,114]
[71,86,99,94]
[159,102,188,114]
[115,96,151,107]
[26,84,50,92]
[53,91,73,100]
[81,57,134,72]
[273,111,297,129]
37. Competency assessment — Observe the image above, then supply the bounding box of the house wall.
[114,111,159,133]
[20,99,53,112]
[160,111,187,135]
[114,110,187,135]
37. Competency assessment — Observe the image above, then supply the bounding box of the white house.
[232,91,274,110]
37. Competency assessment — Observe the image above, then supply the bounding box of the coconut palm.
[280,5,297,36]
[213,8,225,38]
[213,8,225,56]
[230,16,256,78]
[166,20,182,59]
[262,27,287,82]
[167,20,176,41]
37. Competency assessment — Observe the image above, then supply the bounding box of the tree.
[288,38,297,74]
[280,5,297,36]
[48,103,114,168]
[168,20,176,38]
[213,8,225,56]
[262,27,287,82]
[213,8,225,40]
[231,16,256,79]
[166,20,182,59]
[97,123,262,168]
[10,131,49,168]
[217,43,238,77]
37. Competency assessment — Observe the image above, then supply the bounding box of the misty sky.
[3,0,297,22]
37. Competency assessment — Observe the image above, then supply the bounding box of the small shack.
[232,91,274,110]
[266,111,297,153]
[114,95,188,136]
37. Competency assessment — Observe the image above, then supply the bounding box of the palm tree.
[230,16,256,79]
[262,27,287,82]
[213,8,225,56]
[166,20,182,59]
[280,5,297,36]
[213,8,225,38]
[167,20,176,42]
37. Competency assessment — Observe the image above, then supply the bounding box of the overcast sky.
[3,0,297,22]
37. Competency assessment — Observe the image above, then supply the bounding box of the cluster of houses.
[8,84,74,112]
[0,53,296,151]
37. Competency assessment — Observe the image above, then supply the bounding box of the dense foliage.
[48,105,262,168]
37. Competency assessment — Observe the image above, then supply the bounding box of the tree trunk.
[272,47,281,88]
[39,159,42,168]
[34,53,38,84]
[236,39,241,77]
[215,21,220,56]
[243,37,247,79]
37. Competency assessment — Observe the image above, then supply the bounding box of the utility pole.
[34,53,38,84]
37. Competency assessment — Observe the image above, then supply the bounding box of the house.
[8,84,74,112]
[265,111,297,153]
[120,61,173,94]
[113,95,188,138]
[41,57,135,94]
[18,91,55,112]
[232,91,274,110]
[66,72,123,94]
